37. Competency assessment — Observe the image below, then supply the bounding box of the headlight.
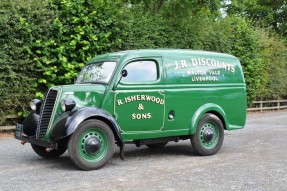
[29,99,42,111]
[61,99,76,112]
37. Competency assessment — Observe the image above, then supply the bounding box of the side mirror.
[113,69,128,91]
[122,69,128,77]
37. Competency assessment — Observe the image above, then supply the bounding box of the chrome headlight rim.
[30,99,42,111]
[61,100,66,112]
[61,99,76,112]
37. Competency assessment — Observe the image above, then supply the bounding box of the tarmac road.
[0,111,286,191]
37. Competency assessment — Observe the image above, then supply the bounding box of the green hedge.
[0,0,56,122]
[0,0,286,120]
[121,11,265,103]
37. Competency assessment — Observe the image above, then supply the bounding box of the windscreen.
[76,61,116,84]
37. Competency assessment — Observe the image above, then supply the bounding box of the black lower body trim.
[15,124,58,149]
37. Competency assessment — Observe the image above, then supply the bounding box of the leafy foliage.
[24,0,123,98]
[121,6,265,103]
[219,17,263,102]
[225,0,287,36]
[0,0,287,118]
[126,0,223,17]
[0,0,55,121]
[255,28,287,99]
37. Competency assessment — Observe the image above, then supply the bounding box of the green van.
[15,49,247,170]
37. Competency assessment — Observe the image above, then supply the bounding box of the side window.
[121,60,158,83]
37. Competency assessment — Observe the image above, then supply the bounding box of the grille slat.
[36,89,58,139]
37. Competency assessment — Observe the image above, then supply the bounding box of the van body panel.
[74,49,246,141]
[15,49,247,166]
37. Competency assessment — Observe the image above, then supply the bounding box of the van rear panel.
[163,52,246,132]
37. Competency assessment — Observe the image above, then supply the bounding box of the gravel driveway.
[0,111,286,191]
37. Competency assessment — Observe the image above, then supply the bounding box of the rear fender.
[190,103,228,135]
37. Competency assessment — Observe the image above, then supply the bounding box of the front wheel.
[68,119,115,170]
[191,113,224,156]
[31,144,67,159]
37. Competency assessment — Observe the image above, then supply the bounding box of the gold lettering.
[174,61,180,69]
[117,99,123,106]
[126,96,131,103]
[181,60,188,68]
[131,113,152,120]
[142,113,147,119]
[189,58,236,73]
[191,58,198,66]
[206,59,211,66]
[130,95,136,102]
[141,95,146,100]
[211,59,217,67]
[201,58,206,65]
[118,95,165,106]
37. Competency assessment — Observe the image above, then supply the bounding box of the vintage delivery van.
[15,49,247,170]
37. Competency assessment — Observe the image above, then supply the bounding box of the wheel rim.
[199,122,219,149]
[78,128,109,162]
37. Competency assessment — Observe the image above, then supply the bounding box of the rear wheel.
[31,144,67,159]
[68,119,115,170]
[191,113,224,156]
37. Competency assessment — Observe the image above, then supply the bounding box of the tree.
[255,28,287,99]
[225,0,287,36]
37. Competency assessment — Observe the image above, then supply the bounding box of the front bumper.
[15,124,58,149]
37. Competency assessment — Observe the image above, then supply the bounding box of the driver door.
[114,58,165,133]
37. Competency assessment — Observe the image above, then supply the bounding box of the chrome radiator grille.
[36,89,58,139]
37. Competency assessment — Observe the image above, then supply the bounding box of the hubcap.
[78,128,109,162]
[199,122,219,149]
[85,136,101,154]
[203,128,214,142]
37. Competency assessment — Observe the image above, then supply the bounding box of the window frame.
[119,59,161,85]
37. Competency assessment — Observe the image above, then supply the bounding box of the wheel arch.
[208,110,226,130]
[190,103,228,135]
[52,107,123,147]
[84,115,123,146]
[22,111,39,136]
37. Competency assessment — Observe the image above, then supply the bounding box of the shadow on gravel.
[47,156,77,170]
[113,143,196,159]
[24,153,77,171]
[18,143,197,171]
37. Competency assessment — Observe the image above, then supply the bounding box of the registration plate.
[15,124,23,139]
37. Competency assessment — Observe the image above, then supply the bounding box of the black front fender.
[51,107,123,147]
[22,111,39,136]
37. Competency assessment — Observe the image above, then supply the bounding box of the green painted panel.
[114,91,165,133]
[45,84,106,137]
[40,49,246,142]
[164,55,244,85]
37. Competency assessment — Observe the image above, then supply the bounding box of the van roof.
[88,49,237,64]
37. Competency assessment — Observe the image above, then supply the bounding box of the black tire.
[68,119,115,171]
[31,144,67,159]
[146,142,168,149]
[191,113,224,156]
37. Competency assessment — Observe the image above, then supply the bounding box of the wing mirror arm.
[113,69,128,91]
